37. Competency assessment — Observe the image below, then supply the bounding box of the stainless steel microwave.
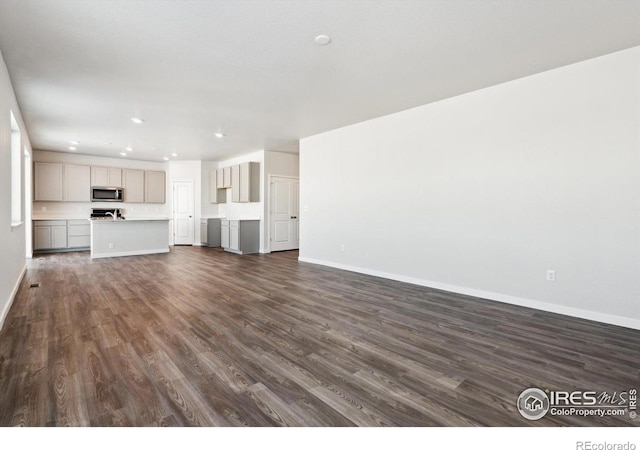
[91,186,124,202]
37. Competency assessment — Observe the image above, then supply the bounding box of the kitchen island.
[90,218,170,259]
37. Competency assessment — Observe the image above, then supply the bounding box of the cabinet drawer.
[67,219,89,226]
[229,220,240,227]
[221,220,229,226]
[68,236,90,248]
[34,220,66,226]
[68,224,90,237]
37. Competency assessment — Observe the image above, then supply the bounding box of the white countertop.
[91,217,169,222]
[32,216,89,221]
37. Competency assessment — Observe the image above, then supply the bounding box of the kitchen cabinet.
[221,219,259,254]
[239,161,259,202]
[231,165,240,202]
[215,168,224,189]
[200,218,222,246]
[222,166,232,188]
[63,164,91,202]
[122,169,145,203]
[67,219,91,248]
[34,162,63,201]
[220,220,230,248]
[231,162,259,203]
[145,170,165,203]
[91,166,122,187]
[33,220,68,250]
[209,170,227,203]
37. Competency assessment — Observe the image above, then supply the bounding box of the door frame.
[267,174,299,253]
[172,179,195,246]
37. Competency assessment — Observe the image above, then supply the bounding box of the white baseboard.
[298,256,640,331]
[91,248,170,259]
[0,264,27,332]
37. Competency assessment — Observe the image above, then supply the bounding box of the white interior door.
[269,176,299,252]
[173,180,194,245]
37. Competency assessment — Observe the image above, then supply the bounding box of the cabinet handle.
[290,216,297,219]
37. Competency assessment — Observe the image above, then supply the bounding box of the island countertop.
[91,218,170,258]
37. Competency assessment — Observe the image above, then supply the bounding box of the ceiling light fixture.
[68,146,77,151]
[120,152,127,156]
[171,153,178,157]
[214,132,225,138]
[125,147,133,152]
[70,140,79,145]
[130,117,144,124]
[163,157,169,161]
[315,34,331,45]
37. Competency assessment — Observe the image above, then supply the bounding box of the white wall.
[32,150,170,219]
[0,50,31,330]
[300,46,640,330]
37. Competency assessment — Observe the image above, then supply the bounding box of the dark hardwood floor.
[0,247,638,426]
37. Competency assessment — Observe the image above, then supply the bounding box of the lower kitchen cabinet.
[33,219,90,252]
[220,219,259,254]
[67,219,91,248]
[200,218,221,247]
[34,220,67,250]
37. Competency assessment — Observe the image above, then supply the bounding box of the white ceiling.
[0,0,639,162]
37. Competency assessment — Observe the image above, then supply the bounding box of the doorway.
[268,175,299,252]
[173,180,194,245]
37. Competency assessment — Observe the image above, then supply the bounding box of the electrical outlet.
[109,243,115,249]
[340,244,345,252]
[546,270,556,282]
[42,206,47,212]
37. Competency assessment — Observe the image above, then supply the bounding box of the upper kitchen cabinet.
[231,161,259,203]
[91,166,122,187]
[34,162,63,201]
[122,169,145,203]
[222,166,232,188]
[145,170,166,204]
[209,170,227,204]
[231,164,240,202]
[63,164,91,202]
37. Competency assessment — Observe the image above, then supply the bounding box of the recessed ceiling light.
[315,34,331,45]
[163,157,169,161]
[125,146,133,152]
[130,117,144,124]
[70,140,79,145]
[120,152,127,156]
[68,146,77,151]
[171,153,178,157]
[214,132,225,138]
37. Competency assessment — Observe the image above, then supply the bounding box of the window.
[11,111,22,227]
